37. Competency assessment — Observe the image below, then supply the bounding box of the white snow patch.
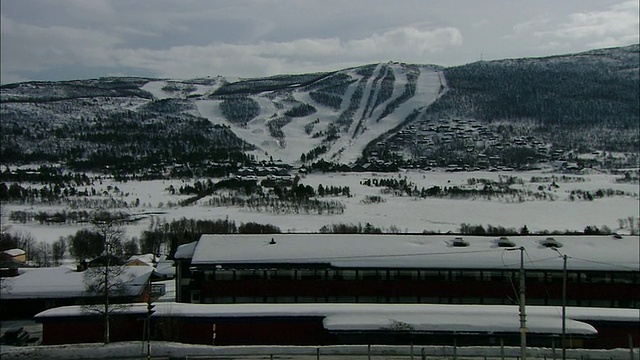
[1,171,638,247]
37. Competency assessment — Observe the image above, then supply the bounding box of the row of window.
[198,268,637,284]
[190,291,638,308]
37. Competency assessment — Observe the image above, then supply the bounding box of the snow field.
[1,171,637,245]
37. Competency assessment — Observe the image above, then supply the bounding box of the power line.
[211,248,505,264]
[567,256,639,271]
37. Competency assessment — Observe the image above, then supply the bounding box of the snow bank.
[1,341,637,360]
[36,302,640,337]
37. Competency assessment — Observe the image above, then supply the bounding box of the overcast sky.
[1,0,638,85]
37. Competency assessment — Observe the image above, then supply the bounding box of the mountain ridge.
[1,44,638,176]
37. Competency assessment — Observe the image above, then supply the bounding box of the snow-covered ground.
[1,341,637,360]
[1,171,638,359]
[2,170,638,246]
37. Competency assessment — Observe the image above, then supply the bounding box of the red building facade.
[174,234,639,308]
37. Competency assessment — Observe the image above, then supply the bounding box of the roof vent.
[269,238,276,245]
[452,237,469,247]
[496,236,516,247]
[540,237,563,248]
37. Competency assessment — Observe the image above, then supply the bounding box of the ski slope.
[189,63,445,164]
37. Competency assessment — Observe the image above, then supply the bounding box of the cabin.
[173,234,639,309]
[2,248,26,264]
[0,248,26,277]
[125,253,156,267]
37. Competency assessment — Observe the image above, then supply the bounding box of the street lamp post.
[507,246,527,360]
[553,248,568,360]
[560,253,567,360]
[518,246,527,360]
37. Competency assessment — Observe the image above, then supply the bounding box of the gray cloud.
[105,25,463,79]
[1,13,121,71]
[513,0,639,52]
[1,0,638,84]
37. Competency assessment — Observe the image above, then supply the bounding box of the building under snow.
[0,265,155,320]
[33,302,639,348]
[173,234,639,308]
[26,234,640,347]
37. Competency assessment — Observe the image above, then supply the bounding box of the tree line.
[3,214,637,269]
[0,214,282,266]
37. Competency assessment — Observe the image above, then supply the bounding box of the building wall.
[582,322,640,349]
[180,267,638,308]
[168,316,332,345]
[41,316,144,345]
[38,313,637,349]
[40,315,332,346]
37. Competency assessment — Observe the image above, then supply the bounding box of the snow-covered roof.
[174,241,197,259]
[155,259,175,277]
[126,253,156,266]
[3,248,26,257]
[0,266,153,299]
[35,302,640,336]
[186,234,639,271]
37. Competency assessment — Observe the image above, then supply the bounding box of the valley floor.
[2,170,638,245]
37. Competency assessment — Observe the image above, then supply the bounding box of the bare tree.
[68,229,104,263]
[82,262,133,343]
[82,210,130,344]
[51,237,66,266]
[32,241,52,267]
[123,238,139,259]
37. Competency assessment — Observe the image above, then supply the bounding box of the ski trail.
[351,64,384,139]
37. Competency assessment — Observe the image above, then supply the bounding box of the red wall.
[172,317,331,345]
[42,317,144,345]
[41,316,331,346]
[40,315,638,349]
[583,323,640,349]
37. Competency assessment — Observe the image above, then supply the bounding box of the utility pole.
[507,246,527,360]
[553,248,568,360]
[104,244,110,344]
[146,275,155,360]
[518,246,527,360]
[561,254,567,360]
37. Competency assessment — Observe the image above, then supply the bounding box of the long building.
[174,234,639,308]
[33,302,640,348]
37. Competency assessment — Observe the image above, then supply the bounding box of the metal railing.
[171,344,638,360]
[1,343,637,360]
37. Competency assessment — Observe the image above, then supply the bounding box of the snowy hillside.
[0,62,446,169]
[138,63,445,164]
[1,44,637,176]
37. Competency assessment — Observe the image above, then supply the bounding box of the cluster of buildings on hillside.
[1,234,639,349]
[365,118,628,172]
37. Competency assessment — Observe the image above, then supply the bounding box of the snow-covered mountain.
[1,45,638,174]
[127,63,441,164]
